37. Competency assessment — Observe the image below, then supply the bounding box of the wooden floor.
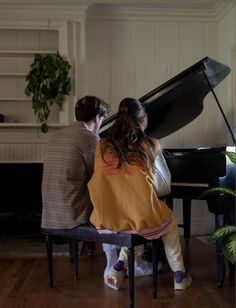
[0,237,235,308]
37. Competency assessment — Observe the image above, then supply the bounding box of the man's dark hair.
[75,95,109,122]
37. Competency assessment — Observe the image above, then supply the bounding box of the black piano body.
[163,146,229,237]
[164,146,226,198]
[100,56,235,286]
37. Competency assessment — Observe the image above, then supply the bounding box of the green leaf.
[41,122,49,133]
[200,187,236,198]
[225,151,236,164]
[25,87,31,96]
[222,234,236,264]
[209,225,236,243]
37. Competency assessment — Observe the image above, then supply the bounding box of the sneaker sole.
[104,278,119,291]
[174,277,192,290]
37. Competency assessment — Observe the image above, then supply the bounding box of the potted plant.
[201,151,236,264]
[25,52,71,133]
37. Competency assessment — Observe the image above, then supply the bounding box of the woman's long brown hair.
[100,97,159,171]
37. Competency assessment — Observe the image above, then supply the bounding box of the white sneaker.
[104,266,127,291]
[133,260,162,277]
[174,271,192,290]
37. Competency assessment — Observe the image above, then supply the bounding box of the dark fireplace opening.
[0,163,43,239]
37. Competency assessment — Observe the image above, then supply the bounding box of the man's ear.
[94,114,100,123]
[139,116,145,125]
[139,114,147,130]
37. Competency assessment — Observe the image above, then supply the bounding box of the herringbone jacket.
[41,121,99,229]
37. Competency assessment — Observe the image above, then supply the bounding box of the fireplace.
[0,163,43,238]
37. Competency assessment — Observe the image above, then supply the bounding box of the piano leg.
[215,214,226,287]
[183,198,191,244]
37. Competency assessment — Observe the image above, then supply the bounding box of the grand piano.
[100,56,235,286]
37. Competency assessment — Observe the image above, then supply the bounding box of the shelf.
[0,50,57,56]
[0,73,27,78]
[0,123,67,128]
[0,97,31,102]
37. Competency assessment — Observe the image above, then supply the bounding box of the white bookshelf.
[0,29,59,126]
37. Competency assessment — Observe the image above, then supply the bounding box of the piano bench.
[42,225,159,308]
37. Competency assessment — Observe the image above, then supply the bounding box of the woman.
[88,97,192,291]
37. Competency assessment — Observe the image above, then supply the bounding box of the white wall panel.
[86,20,111,106]
[0,141,40,162]
[110,21,135,111]
[39,30,59,51]
[218,6,236,146]
[132,21,156,98]
[18,30,40,50]
[0,142,45,162]
[203,23,220,147]
[181,22,204,67]
[158,22,183,148]
[0,29,17,49]
[181,22,205,147]
[158,22,180,83]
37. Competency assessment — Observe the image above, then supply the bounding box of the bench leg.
[127,247,135,308]
[69,239,73,263]
[72,240,79,280]
[87,241,95,256]
[183,198,191,244]
[45,234,53,288]
[152,239,158,298]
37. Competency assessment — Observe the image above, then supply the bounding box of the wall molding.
[0,3,234,23]
[0,4,87,22]
[213,3,235,21]
[86,3,235,22]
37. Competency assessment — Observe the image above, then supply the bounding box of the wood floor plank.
[0,237,234,308]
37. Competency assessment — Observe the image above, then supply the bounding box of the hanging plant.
[25,52,71,133]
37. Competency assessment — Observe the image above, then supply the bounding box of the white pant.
[103,243,119,252]
[162,215,185,272]
[102,244,144,256]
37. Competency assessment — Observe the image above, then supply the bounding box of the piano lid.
[141,57,230,138]
[100,57,231,140]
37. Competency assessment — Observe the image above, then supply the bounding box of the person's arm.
[85,135,100,180]
[153,151,171,197]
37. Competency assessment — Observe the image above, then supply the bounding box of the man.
[41,95,109,229]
